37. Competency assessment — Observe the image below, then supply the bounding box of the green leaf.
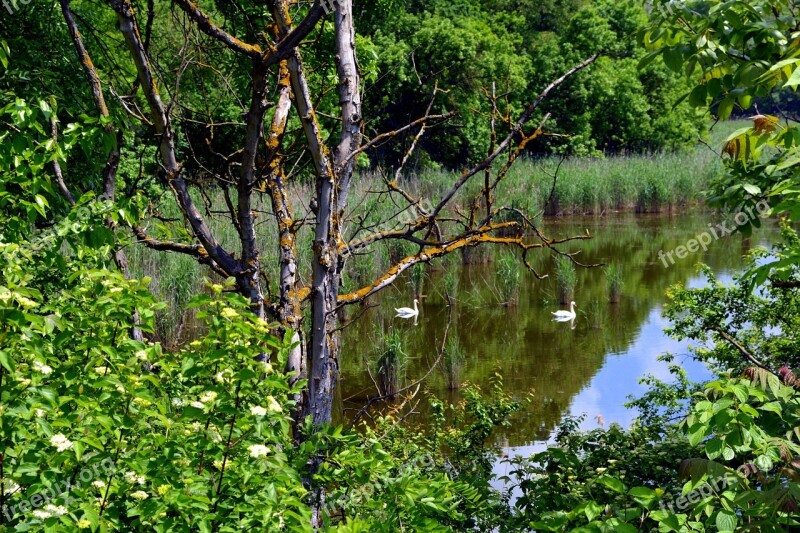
[715,509,737,531]
[705,438,724,460]
[0,350,14,372]
[689,84,707,107]
[721,446,735,461]
[718,96,735,120]
[742,183,761,195]
[584,500,603,521]
[785,66,800,88]
[688,423,707,447]
[663,47,684,72]
[596,475,625,494]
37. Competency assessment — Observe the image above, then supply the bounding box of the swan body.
[395,299,419,319]
[552,301,576,321]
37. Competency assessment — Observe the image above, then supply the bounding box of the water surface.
[336,212,776,446]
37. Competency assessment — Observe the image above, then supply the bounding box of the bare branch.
[172,0,263,59]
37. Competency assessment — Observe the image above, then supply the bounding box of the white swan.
[552,301,576,321]
[395,299,419,319]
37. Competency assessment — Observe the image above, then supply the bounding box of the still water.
[335,212,777,448]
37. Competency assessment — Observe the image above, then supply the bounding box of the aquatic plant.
[441,336,466,390]
[605,263,623,303]
[409,263,425,298]
[497,252,521,305]
[375,331,407,398]
[554,255,577,304]
[441,265,459,305]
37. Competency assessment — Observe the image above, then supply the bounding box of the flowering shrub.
[0,231,310,531]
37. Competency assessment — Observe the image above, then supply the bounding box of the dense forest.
[2,0,800,531]
[0,0,703,172]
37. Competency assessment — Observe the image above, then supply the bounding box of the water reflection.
[337,212,777,446]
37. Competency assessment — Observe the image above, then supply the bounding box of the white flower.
[171,397,184,407]
[92,480,106,489]
[109,287,123,294]
[248,444,269,458]
[94,366,109,374]
[50,433,73,452]
[130,490,149,500]
[208,427,223,443]
[33,361,52,375]
[115,384,125,394]
[199,391,217,404]
[0,478,19,494]
[250,405,267,417]
[135,350,148,361]
[266,396,282,413]
[215,370,232,383]
[32,509,51,519]
[190,401,205,409]
[123,471,145,485]
[44,504,67,516]
[35,409,45,418]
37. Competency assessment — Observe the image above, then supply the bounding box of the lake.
[334,211,777,451]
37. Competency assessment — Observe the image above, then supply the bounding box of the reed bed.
[126,129,741,343]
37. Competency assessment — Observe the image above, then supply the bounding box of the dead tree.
[56,0,597,430]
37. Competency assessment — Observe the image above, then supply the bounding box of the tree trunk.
[306,0,361,426]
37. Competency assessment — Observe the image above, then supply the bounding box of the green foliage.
[645,0,800,286]
[363,0,701,167]
[664,259,800,372]
[502,373,800,531]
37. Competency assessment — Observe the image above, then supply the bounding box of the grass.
[126,126,745,344]
[605,263,623,304]
[554,256,577,305]
[440,336,465,390]
[374,331,407,398]
[441,265,459,305]
[497,252,521,306]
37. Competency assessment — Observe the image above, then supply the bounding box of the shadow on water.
[336,211,778,446]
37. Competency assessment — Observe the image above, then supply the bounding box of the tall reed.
[441,265,459,305]
[440,336,465,390]
[375,331,407,398]
[554,256,577,305]
[605,263,623,303]
[497,252,521,306]
[409,263,425,299]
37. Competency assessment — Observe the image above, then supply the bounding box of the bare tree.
[55,0,596,430]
